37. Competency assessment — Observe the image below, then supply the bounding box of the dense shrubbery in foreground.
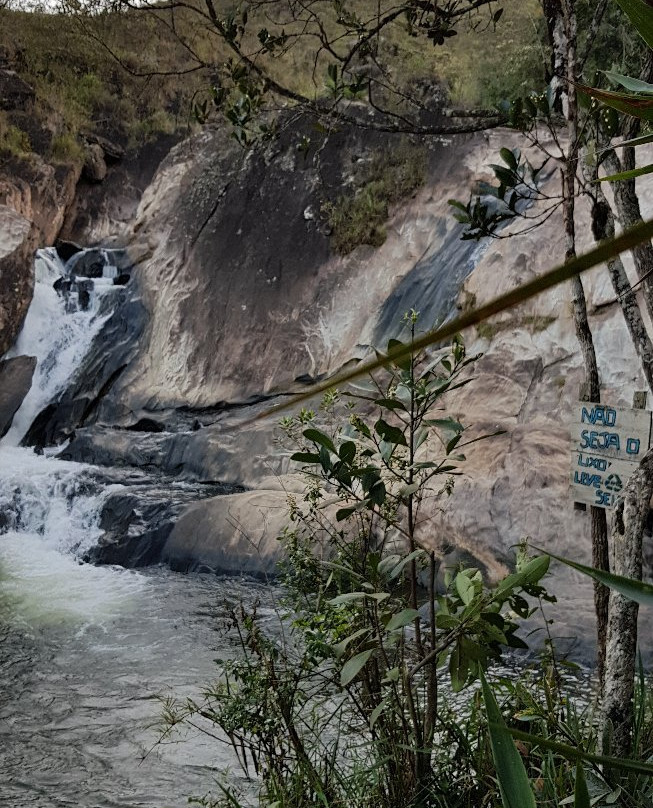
[159,325,653,808]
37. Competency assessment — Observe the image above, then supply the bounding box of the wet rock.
[85,133,125,163]
[76,278,93,310]
[113,272,130,286]
[55,239,82,263]
[68,249,105,278]
[83,144,107,183]
[0,355,36,437]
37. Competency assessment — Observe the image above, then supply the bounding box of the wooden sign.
[570,403,652,509]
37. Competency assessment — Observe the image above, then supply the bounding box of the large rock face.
[0,355,36,437]
[0,204,34,355]
[16,117,651,650]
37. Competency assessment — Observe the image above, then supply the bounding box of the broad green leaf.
[388,549,424,580]
[456,572,475,605]
[338,440,357,463]
[341,649,373,686]
[290,451,321,464]
[375,397,408,412]
[240,219,653,425]
[605,70,653,95]
[335,505,357,522]
[303,428,336,454]
[614,0,653,51]
[480,671,536,808]
[599,163,653,183]
[375,419,407,446]
[385,608,419,632]
[332,627,370,659]
[500,147,519,171]
[496,724,653,776]
[425,417,464,432]
[449,640,469,692]
[575,761,590,808]
[537,548,653,605]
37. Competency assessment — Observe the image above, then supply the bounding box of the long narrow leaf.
[598,163,653,182]
[235,219,653,426]
[578,84,653,122]
[494,724,653,776]
[614,0,653,51]
[480,670,536,808]
[575,761,590,808]
[605,70,653,95]
[616,132,653,149]
[533,547,653,606]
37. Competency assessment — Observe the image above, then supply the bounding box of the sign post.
[570,401,651,509]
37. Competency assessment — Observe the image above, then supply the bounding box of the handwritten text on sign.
[569,404,652,509]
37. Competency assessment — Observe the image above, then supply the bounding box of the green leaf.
[574,761,590,808]
[387,338,411,371]
[578,83,653,122]
[375,397,408,412]
[290,451,321,464]
[500,147,519,171]
[328,591,367,605]
[388,549,424,580]
[340,649,373,686]
[536,548,653,605]
[449,640,469,692]
[332,627,370,659]
[480,670,536,808]
[496,724,653,776]
[375,419,407,446]
[614,0,653,51]
[604,70,653,95]
[369,701,386,728]
[385,608,419,632]
[338,441,357,464]
[425,417,464,432]
[303,428,337,454]
[598,163,653,183]
[335,506,358,522]
[613,132,653,149]
[455,572,475,605]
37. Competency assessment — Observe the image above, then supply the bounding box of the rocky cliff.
[3,111,652,651]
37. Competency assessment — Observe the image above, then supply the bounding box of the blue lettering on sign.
[573,471,602,488]
[581,406,617,427]
[626,437,641,455]
[577,454,608,471]
[595,490,614,507]
[579,430,621,451]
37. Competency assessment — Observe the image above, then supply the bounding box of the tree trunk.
[583,157,653,394]
[602,449,653,757]
[560,0,609,681]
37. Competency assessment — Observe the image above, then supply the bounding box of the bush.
[323,142,426,254]
[0,120,31,157]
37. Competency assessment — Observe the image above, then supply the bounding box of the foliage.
[0,118,31,157]
[322,142,426,253]
[160,324,558,808]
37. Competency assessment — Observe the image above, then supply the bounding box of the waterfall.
[2,248,121,446]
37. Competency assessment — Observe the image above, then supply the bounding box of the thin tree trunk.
[602,449,653,757]
[560,0,609,681]
[583,157,653,394]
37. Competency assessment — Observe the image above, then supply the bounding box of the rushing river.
[0,248,263,806]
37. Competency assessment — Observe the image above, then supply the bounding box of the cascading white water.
[0,247,243,806]
[2,247,119,446]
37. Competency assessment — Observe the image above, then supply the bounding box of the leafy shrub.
[0,120,31,157]
[49,132,84,164]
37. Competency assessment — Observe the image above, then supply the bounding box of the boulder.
[161,489,289,576]
[83,144,107,183]
[68,249,105,278]
[0,355,36,437]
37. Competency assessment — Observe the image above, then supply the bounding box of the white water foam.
[3,248,117,446]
